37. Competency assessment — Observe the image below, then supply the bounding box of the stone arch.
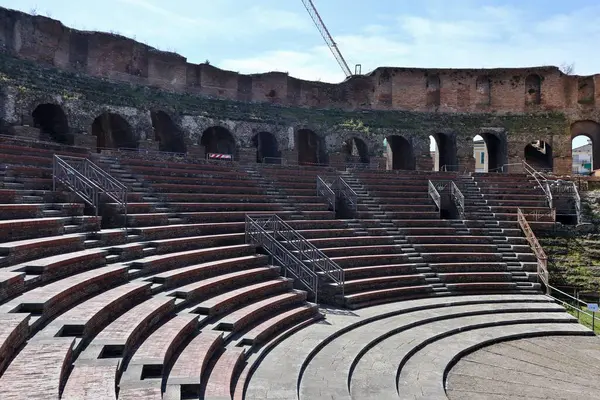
[252,131,280,163]
[430,132,457,171]
[150,110,186,153]
[475,76,491,106]
[525,74,542,105]
[32,103,73,145]
[477,132,507,172]
[578,77,595,105]
[426,74,441,108]
[200,126,237,159]
[524,140,553,171]
[385,135,415,170]
[297,129,326,165]
[341,137,369,164]
[91,112,137,152]
[571,120,600,172]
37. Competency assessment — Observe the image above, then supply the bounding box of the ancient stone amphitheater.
[0,6,599,400]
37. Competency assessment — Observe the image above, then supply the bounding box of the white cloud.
[220,2,600,82]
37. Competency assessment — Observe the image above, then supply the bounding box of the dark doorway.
[297,129,326,165]
[524,141,552,171]
[385,135,415,170]
[91,113,137,151]
[200,126,237,158]
[342,137,369,164]
[32,104,73,144]
[151,111,186,153]
[252,132,279,163]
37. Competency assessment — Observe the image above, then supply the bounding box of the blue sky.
[1,0,595,148]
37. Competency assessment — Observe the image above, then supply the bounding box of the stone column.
[370,156,386,170]
[457,155,475,173]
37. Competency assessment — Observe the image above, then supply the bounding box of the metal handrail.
[246,214,345,289]
[332,177,358,211]
[572,181,582,224]
[53,156,101,215]
[522,160,553,210]
[317,176,336,211]
[54,155,128,229]
[245,215,319,302]
[428,180,441,211]
[450,181,465,219]
[517,208,549,293]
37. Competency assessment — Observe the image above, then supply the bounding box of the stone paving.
[244,294,598,400]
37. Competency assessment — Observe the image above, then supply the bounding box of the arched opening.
[524,141,553,171]
[426,74,441,108]
[297,129,326,165]
[474,133,507,172]
[430,133,457,171]
[92,113,137,151]
[525,74,542,105]
[200,126,237,159]
[385,135,415,170]
[150,111,186,153]
[571,121,600,173]
[341,137,369,164]
[252,132,279,163]
[32,104,73,144]
[475,76,491,106]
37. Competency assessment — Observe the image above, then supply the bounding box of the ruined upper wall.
[0,6,598,115]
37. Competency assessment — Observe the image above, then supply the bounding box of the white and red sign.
[207,153,233,160]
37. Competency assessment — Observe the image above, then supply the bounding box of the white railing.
[450,181,465,219]
[332,177,358,211]
[428,180,441,211]
[316,176,336,211]
[522,160,553,210]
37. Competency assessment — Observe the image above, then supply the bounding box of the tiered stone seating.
[464,173,555,224]
[332,169,542,308]
[243,295,595,400]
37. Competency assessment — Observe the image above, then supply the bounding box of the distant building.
[473,140,487,172]
[573,142,592,174]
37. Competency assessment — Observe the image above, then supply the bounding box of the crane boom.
[301,0,353,78]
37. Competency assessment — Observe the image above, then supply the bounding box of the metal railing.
[547,179,582,223]
[450,181,465,219]
[53,155,128,227]
[317,176,336,211]
[517,208,549,292]
[245,215,319,302]
[332,177,358,211]
[522,160,553,209]
[245,214,345,292]
[428,180,441,211]
[548,286,600,333]
[53,156,101,215]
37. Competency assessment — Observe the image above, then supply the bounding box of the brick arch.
[430,132,457,171]
[385,134,415,170]
[251,131,280,163]
[150,110,186,153]
[200,126,238,159]
[296,128,327,165]
[571,120,600,171]
[477,131,507,172]
[341,136,370,164]
[91,112,137,152]
[31,103,73,145]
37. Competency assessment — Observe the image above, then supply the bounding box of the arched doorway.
[571,121,600,174]
[524,141,552,171]
[385,135,415,170]
[252,132,279,163]
[92,113,137,151]
[200,126,237,159]
[150,111,186,153]
[473,133,507,172]
[32,104,72,144]
[342,137,369,164]
[430,133,457,171]
[297,129,326,165]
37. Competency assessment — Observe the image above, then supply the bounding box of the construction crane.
[301,0,360,79]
